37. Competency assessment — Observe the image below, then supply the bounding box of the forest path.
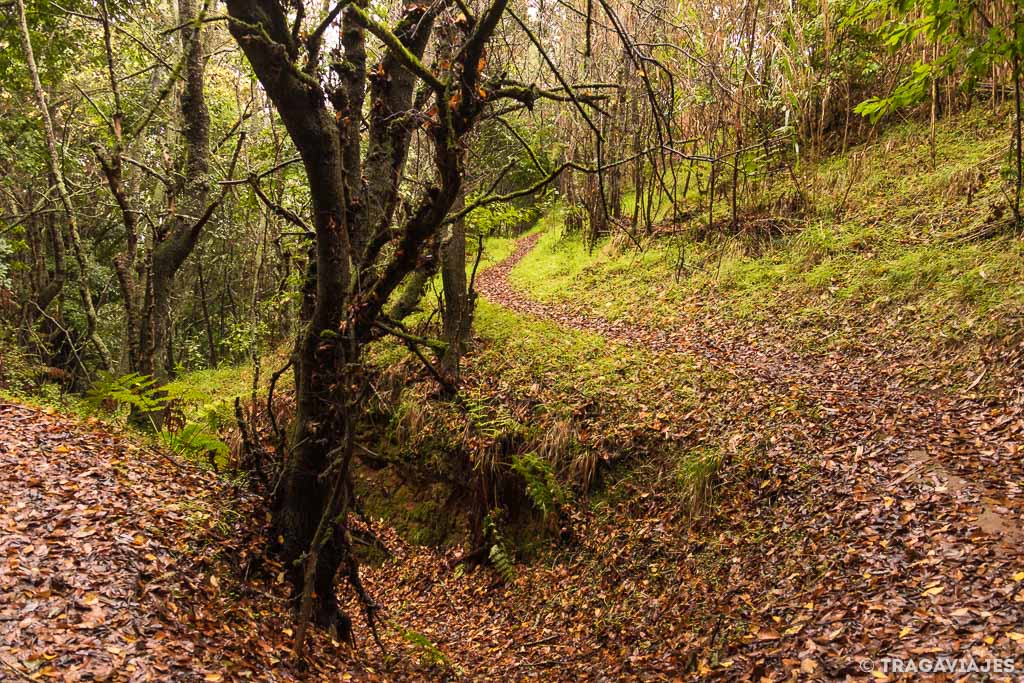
[0,402,244,682]
[477,230,1024,674]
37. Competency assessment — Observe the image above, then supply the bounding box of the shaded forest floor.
[469,229,1024,678]
[0,402,245,682]
[7,223,1024,680]
[7,112,1024,680]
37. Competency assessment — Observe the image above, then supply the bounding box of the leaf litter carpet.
[4,231,1024,680]
[472,232,1024,679]
[0,403,226,681]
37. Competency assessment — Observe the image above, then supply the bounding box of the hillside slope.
[344,111,1024,678]
[462,213,1024,677]
[9,111,1024,681]
[513,109,1024,385]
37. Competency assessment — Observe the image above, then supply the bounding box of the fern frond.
[511,452,565,517]
[160,423,229,461]
[85,372,169,414]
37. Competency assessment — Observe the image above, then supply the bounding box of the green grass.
[507,208,594,301]
[472,298,654,407]
[511,211,682,322]
[674,446,723,518]
[358,282,712,549]
[164,364,256,405]
[501,108,1024,351]
[163,363,260,427]
[472,235,515,273]
[156,345,293,432]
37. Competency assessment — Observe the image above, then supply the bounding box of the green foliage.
[854,62,935,122]
[84,372,167,414]
[846,0,1021,121]
[220,319,272,361]
[0,236,13,289]
[162,363,268,427]
[160,422,229,462]
[675,448,723,518]
[0,323,36,393]
[470,115,558,197]
[484,513,516,583]
[93,371,208,413]
[463,394,519,439]
[481,509,520,585]
[0,0,94,83]
[488,542,516,584]
[465,197,541,239]
[400,629,450,668]
[84,371,229,464]
[503,111,1023,349]
[510,452,565,518]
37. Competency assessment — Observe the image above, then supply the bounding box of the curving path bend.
[477,229,1024,676]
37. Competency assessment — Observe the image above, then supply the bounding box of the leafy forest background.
[3,0,1024,677]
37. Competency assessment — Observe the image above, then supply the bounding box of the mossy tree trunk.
[224,0,590,636]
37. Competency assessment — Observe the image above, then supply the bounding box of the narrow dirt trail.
[0,404,204,680]
[477,231,1024,675]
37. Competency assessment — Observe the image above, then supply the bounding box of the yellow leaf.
[921,585,944,597]
[1007,631,1024,642]
[1013,571,1024,582]
[204,674,222,682]
[899,626,912,638]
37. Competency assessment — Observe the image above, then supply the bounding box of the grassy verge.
[508,109,1024,358]
[358,288,717,552]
